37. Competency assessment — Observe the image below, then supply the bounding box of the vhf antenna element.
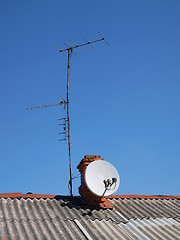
[27,32,108,197]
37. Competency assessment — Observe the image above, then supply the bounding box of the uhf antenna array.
[27,32,108,197]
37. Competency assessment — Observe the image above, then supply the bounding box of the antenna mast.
[27,33,108,197]
[67,49,72,196]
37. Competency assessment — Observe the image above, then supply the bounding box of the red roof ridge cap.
[22,193,56,199]
[107,195,180,199]
[1,193,180,200]
[0,192,22,198]
[0,192,56,199]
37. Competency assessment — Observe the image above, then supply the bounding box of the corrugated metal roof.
[0,195,180,239]
[118,218,180,240]
[111,198,180,221]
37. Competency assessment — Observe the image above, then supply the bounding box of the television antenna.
[27,32,109,197]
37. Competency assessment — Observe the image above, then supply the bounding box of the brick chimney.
[77,155,113,209]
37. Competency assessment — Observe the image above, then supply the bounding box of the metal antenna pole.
[56,33,108,197]
[67,49,73,197]
[28,33,108,197]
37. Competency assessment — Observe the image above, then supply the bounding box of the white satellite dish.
[84,160,120,197]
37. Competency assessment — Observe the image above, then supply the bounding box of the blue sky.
[0,0,180,196]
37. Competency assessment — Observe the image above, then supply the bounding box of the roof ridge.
[0,192,56,199]
[0,193,180,200]
[108,195,180,200]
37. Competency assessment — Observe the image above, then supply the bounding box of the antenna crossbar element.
[70,40,84,52]
[27,101,64,110]
[64,42,77,56]
[52,44,67,57]
[98,32,109,45]
[54,33,108,55]
[60,38,102,52]
[83,36,95,48]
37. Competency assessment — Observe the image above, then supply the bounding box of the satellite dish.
[85,160,120,197]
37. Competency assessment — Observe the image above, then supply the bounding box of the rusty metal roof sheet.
[0,194,180,239]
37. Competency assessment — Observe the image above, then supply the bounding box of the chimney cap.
[77,155,103,170]
[84,155,101,159]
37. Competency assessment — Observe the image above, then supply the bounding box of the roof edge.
[0,193,179,200]
[107,195,180,200]
[0,192,56,199]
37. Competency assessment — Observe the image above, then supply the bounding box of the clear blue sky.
[0,0,180,196]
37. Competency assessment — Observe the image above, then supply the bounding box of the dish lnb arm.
[102,177,117,197]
